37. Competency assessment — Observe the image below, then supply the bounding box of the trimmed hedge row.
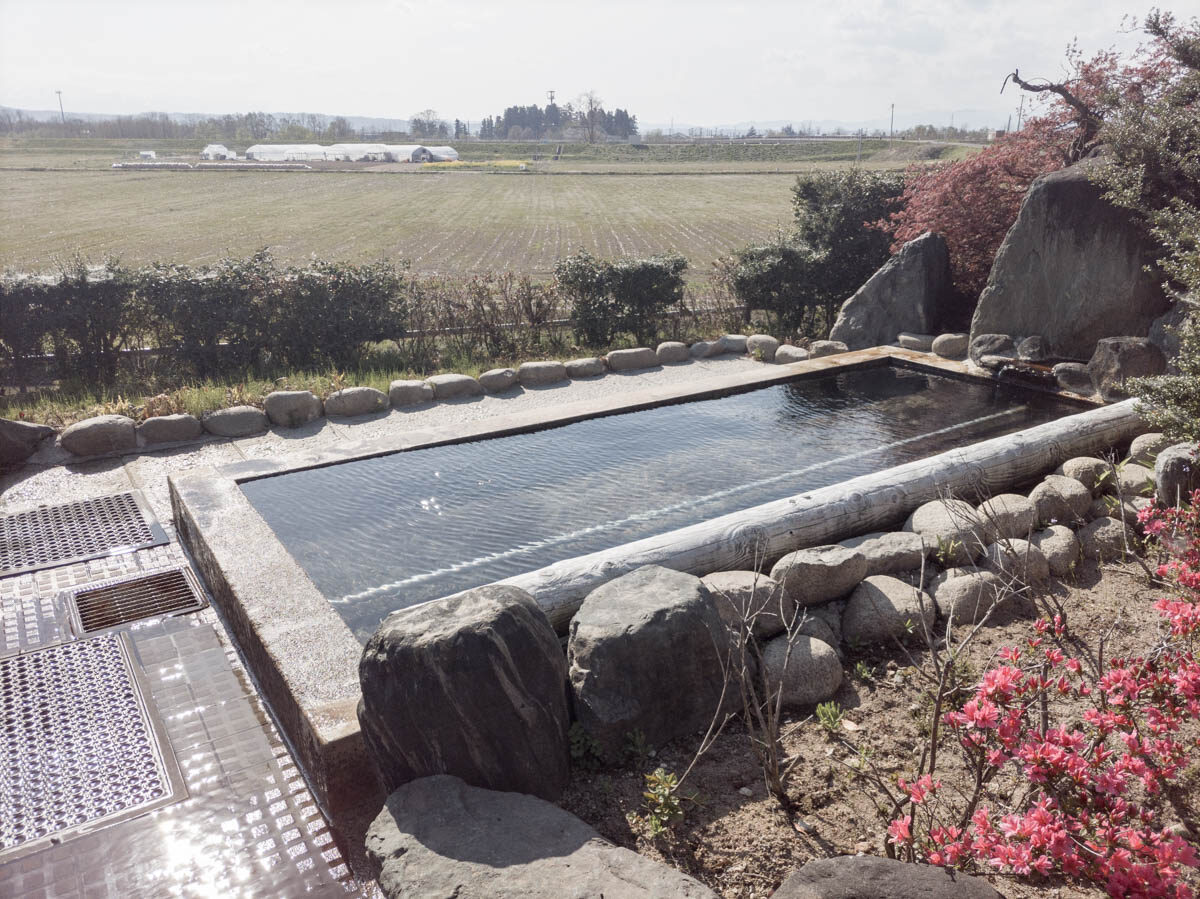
[1,253,407,386]
[1,252,713,389]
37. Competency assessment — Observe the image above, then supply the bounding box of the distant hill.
[0,106,411,133]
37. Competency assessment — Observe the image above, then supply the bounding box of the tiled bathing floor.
[0,535,370,897]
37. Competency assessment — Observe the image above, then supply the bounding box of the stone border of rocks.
[4,333,830,470]
[355,435,1179,899]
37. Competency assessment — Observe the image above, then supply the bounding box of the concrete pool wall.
[169,348,1141,820]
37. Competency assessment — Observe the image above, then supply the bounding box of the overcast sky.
[0,0,1152,130]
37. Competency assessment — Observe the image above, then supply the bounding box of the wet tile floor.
[0,515,373,897]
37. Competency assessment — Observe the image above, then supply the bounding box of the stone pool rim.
[167,347,1119,822]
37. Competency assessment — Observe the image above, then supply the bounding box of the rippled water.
[242,366,1083,643]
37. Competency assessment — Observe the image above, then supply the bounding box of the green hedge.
[2,253,409,387]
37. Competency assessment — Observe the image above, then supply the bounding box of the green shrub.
[137,251,277,378]
[555,251,612,345]
[0,274,51,390]
[555,251,688,346]
[48,256,139,386]
[726,170,903,334]
[1132,309,1200,443]
[606,253,688,345]
[724,240,816,332]
[272,259,407,369]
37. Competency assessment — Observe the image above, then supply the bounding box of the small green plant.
[568,722,603,771]
[816,700,844,735]
[640,767,684,836]
[625,728,653,764]
[853,660,875,682]
[934,535,964,567]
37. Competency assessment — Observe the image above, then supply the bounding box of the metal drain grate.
[69,568,206,634]
[0,633,183,860]
[0,492,168,576]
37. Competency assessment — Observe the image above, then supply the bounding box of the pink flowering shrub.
[889,480,1200,897]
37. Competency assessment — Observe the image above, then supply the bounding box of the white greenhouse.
[199,144,233,160]
[425,146,460,162]
[245,144,332,162]
[327,143,392,161]
[384,144,434,162]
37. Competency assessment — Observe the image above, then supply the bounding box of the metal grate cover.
[0,633,184,860]
[0,491,168,576]
[69,568,206,635]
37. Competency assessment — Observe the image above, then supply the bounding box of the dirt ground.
[560,556,1196,898]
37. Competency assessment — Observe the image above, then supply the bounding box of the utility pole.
[55,90,65,125]
[546,90,555,105]
[890,103,894,139]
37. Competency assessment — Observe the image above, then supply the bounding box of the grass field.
[0,138,976,277]
[1,168,801,276]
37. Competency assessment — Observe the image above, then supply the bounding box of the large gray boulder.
[568,566,727,761]
[775,855,1001,899]
[1053,362,1095,395]
[60,414,137,456]
[968,333,1015,365]
[841,575,936,646]
[1055,456,1109,493]
[606,347,659,371]
[769,545,869,607]
[656,341,691,364]
[358,585,570,800]
[0,418,55,467]
[930,568,1009,625]
[775,344,811,364]
[976,493,1037,540]
[721,334,749,353]
[1087,337,1166,401]
[932,332,968,359]
[324,386,389,417]
[810,340,849,358]
[1129,432,1171,468]
[263,390,322,427]
[970,161,1170,359]
[202,405,267,437]
[1078,516,1133,561]
[828,232,952,350]
[137,413,203,445]
[565,357,606,378]
[1029,474,1092,527]
[389,379,434,407]
[478,368,519,393]
[426,373,483,399]
[1032,525,1082,578]
[745,334,780,361]
[838,531,926,577]
[518,361,568,387]
[1156,443,1199,507]
[759,634,842,709]
[902,498,984,565]
[366,776,716,899]
[983,539,1051,586]
[701,570,793,641]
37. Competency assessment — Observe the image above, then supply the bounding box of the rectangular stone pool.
[240,363,1086,643]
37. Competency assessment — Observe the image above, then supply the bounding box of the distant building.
[243,143,449,163]
[138,150,157,159]
[200,143,233,160]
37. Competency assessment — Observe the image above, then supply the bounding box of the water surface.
[242,366,1083,642]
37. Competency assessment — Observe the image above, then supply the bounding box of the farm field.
[0,168,800,277]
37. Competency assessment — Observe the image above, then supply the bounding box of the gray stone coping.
[168,347,1112,822]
